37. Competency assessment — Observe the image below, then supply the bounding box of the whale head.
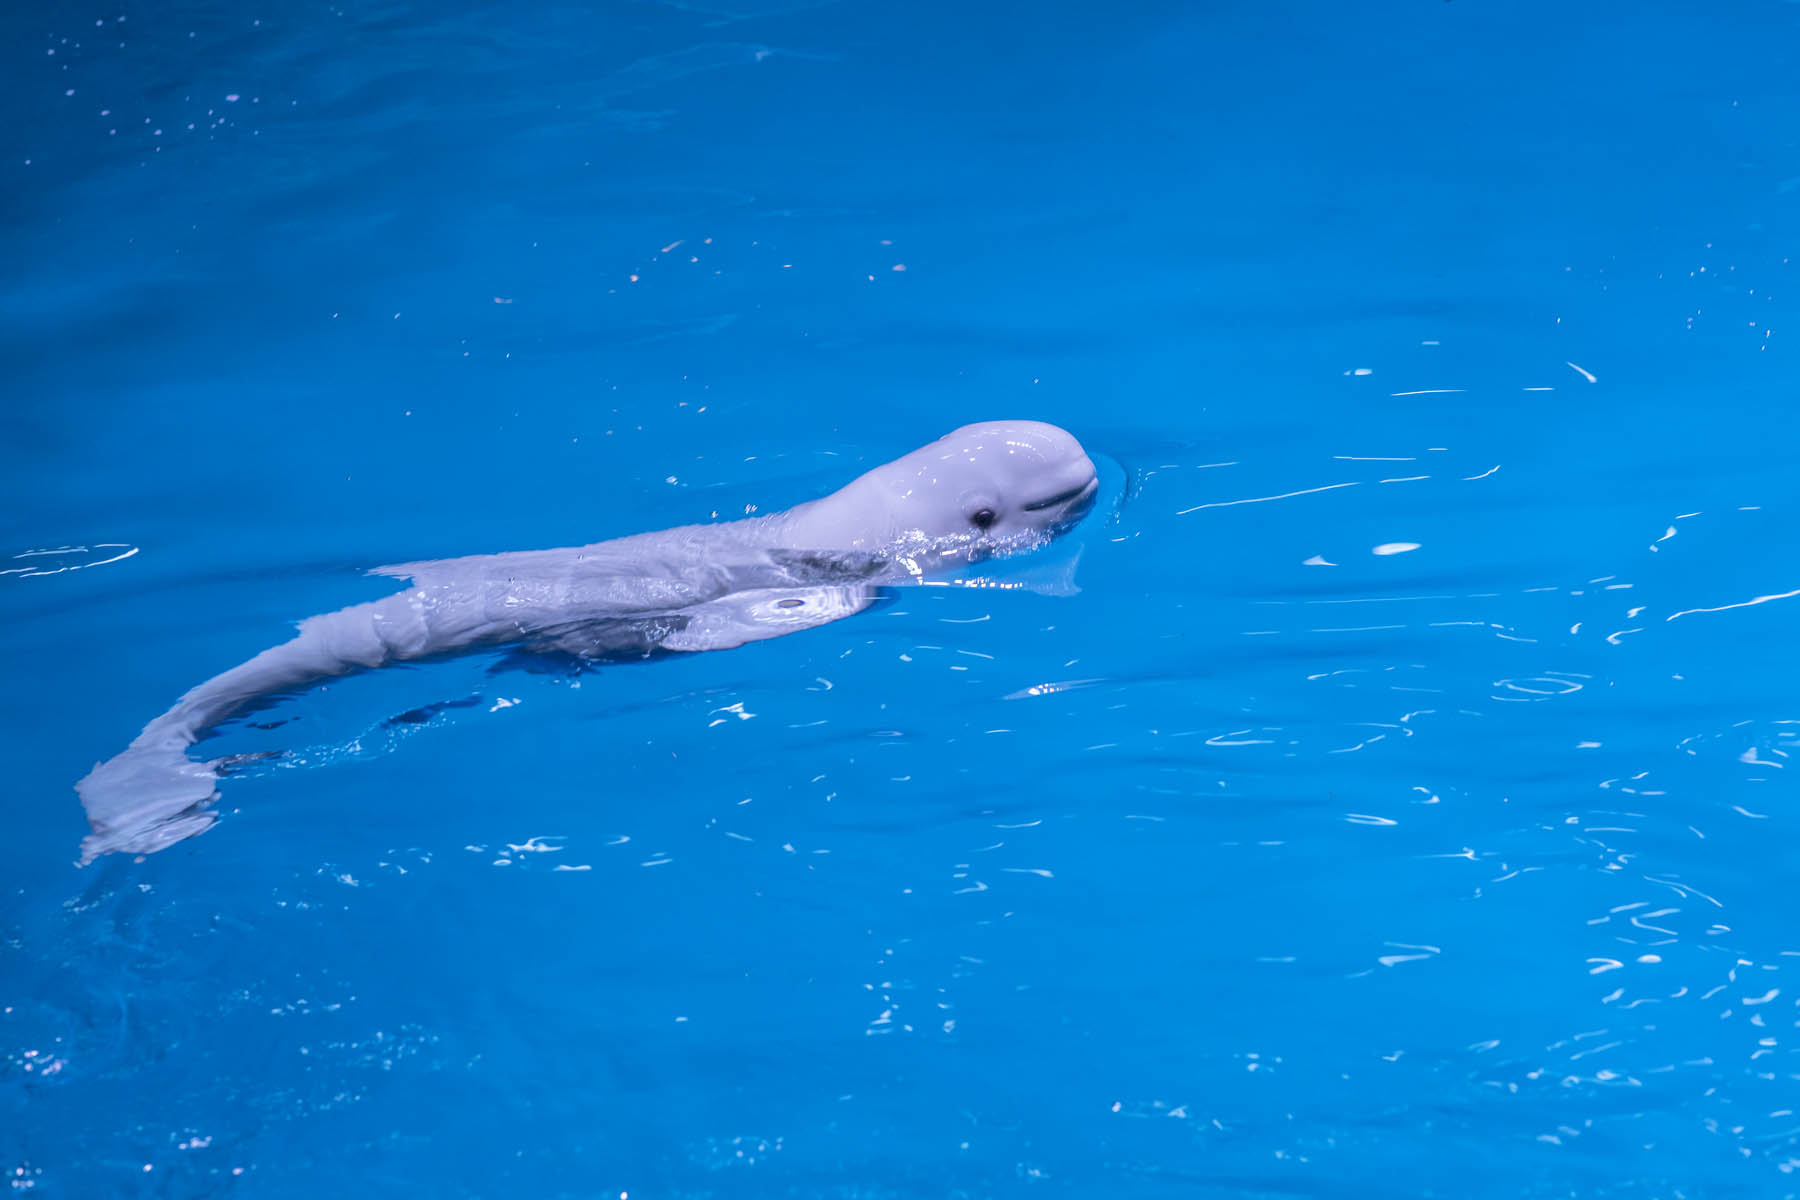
[782,421,1098,568]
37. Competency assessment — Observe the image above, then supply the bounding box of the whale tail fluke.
[75,742,221,864]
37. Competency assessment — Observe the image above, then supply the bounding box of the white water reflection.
[1492,673,1587,701]
[1,543,138,578]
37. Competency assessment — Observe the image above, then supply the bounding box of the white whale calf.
[75,420,1098,862]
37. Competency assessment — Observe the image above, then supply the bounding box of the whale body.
[75,420,1098,861]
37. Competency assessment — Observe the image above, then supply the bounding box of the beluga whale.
[75,420,1099,862]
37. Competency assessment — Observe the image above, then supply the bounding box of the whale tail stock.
[74,596,409,864]
[71,578,880,862]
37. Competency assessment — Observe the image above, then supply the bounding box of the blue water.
[5,0,1800,1193]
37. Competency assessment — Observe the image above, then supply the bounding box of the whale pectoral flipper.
[660,585,876,652]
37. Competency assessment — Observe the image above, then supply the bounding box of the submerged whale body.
[75,420,1098,862]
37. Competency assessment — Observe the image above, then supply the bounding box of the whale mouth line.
[1022,476,1099,512]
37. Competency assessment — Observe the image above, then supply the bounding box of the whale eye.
[969,508,997,531]
[776,598,805,609]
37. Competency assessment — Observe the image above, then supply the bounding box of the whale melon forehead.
[911,421,1092,483]
[934,419,1085,459]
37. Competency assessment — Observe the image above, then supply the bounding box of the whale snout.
[1042,474,1099,531]
[1062,474,1100,520]
[1019,448,1099,530]
[1022,472,1098,515]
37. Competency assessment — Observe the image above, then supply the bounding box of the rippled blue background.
[5,0,1800,1194]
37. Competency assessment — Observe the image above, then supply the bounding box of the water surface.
[5,0,1800,1195]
